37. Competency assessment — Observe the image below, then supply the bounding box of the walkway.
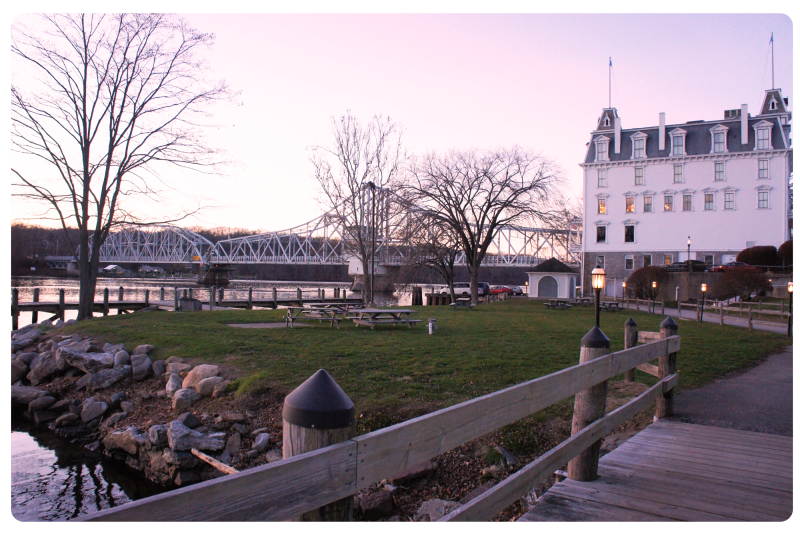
[624,302,789,334]
[518,420,792,521]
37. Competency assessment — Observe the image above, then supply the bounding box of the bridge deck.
[518,419,792,522]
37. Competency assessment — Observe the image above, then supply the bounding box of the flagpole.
[609,57,611,108]
[771,33,774,89]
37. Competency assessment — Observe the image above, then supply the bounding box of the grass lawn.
[63,299,790,432]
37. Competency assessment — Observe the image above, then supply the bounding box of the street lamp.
[591,266,606,328]
[700,283,707,323]
[687,236,692,272]
[622,281,627,309]
[651,281,657,314]
[788,282,793,338]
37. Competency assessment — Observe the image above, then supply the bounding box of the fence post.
[145,289,150,307]
[342,289,346,300]
[567,327,611,482]
[297,288,303,306]
[748,310,753,330]
[248,287,253,310]
[781,300,784,317]
[32,288,39,324]
[12,289,19,331]
[189,288,193,299]
[160,287,165,301]
[677,301,681,319]
[103,288,109,316]
[219,288,224,303]
[210,285,215,311]
[59,289,65,321]
[273,287,278,309]
[119,286,124,301]
[322,288,326,302]
[661,300,665,315]
[719,303,724,325]
[282,369,355,521]
[759,300,762,313]
[624,318,637,383]
[657,317,679,419]
[696,302,700,321]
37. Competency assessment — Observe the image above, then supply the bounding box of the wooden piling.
[272,287,278,309]
[321,288,325,301]
[567,327,610,482]
[297,288,303,306]
[248,287,253,310]
[145,289,150,307]
[160,287,165,301]
[174,287,179,312]
[119,286,124,301]
[12,289,19,331]
[282,370,355,521]
[210,286,215,311]
[103,288,109,316]
[219,288,224,303]
[624,318,637,383]
[31,288,39,324]
[342,289,346,300]
[657,317,679,419]
[58,289,65,321]
[189,288,193,299]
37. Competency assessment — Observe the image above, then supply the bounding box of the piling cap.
[283,369,354,429]
[581,326,610,348]
[660,316,679,331]
[624,317,637,327]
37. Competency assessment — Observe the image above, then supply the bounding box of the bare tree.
[11,14,228,320]
[310,113,405,303]
[406,147,561,304]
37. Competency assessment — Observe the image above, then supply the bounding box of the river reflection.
[11,418,171,521]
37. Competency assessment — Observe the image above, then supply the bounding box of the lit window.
[664,254,673,265]
[683,194,693,211]
[714,162,725,181]
[704,193,714,210]
[635,167,644,185]
[664,195,674,211]
[759,159,769,179]
[758,191,769,209]
[634,138,645,158]
[624,225,635,243]
[596,255,605,268]
[598,169,607,187]
[673,165,683,183]
[598,198,606,214]
[644,196,653,212]
[672,135,684,155]
[596,226,606,243]
[625,255,634,269]
[626,197,635,213]
[724,191,735,210]
[643,254,652,267]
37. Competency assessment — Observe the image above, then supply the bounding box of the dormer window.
[770,98,778,111]
[604,117,611,127]
[669,128,687,157]
[630,132,648,159]
[709,124,729,154]
[594,135,610,162]
[754,121,773,150]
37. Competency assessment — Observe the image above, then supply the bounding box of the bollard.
[32,288,39,324]
[428,318,437,335]
[59,289,65,321]
[273,287,278,309]
[748,310,753,331]
[248,287,253,310]
[624,318,637,383]
[322,288,326,301]
[297,288,303,306]
[282,370,355,521]
[12,289,19,331]
[103,288,109,316]
[160,287,165,301]
[145,289,150,307]
[657,317,679,419]
[174,287,179,312]
[119,286,124,301]
[210,286,215,311]
[567,327,611,482]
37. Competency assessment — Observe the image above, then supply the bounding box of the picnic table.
[545,299,572,310]
[600,301,623,312]
[285,306,344,329]
[450,298,475,310]
[351,308,421,330]
[572,297,594,306]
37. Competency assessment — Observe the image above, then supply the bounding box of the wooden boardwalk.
[519,420,792,522]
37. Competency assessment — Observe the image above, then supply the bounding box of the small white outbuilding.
[526,258,579,299]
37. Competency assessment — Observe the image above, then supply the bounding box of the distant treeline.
[10,223,81,275]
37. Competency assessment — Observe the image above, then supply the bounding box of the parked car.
[441,282,491,297]
[710,262,759,273]
[511,286,524,296]
[490,285,513,295]
[664,260,709,272]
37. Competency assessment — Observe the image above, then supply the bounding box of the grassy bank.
[63,299,790,423]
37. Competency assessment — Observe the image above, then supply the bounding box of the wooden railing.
[79,326,679,522]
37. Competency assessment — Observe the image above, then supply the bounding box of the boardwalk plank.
[626,432,793,460]
[518,492,673,522]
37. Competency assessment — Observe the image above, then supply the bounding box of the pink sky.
[10,13,793,232]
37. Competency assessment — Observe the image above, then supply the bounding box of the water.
[10,418,171,521]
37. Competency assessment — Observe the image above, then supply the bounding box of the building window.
[664,195,674,211]
[643,254,652,267]
[704,255,714,265]
[604,117,610,127]
[626,197,635,213]
[596,255,605,269]
[757,128,770,149]
[595,137,610,162]
[644,195,653,212]
[714,162,725,181]
[724,191,735,210]
[704,193,714,210]
[758,190,769,209]
[624,225,635,243]
[758,159,769,179]
[714,132,725,153]
[664,254,673,265]
[625,256,634,270]
[672,135,684,155]
[709,124,729,154]
[598,169,607,187]
[596,226,606,243]
[635,167,644,185]
[673,165,683,183]
[598,198,606,214]
[683,194,693,211]
[634,138,645,159]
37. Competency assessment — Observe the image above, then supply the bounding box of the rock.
[180,371,190,378]
[178,412,202,429]
[16,352,38,366]
[155,390,167,398]
[138,391,154,399]
[166,420,225,452]
[388,460,438,486]
[148,451,170,473]
[251,427,270,437]
[120,401,135,412]
[132,344,155,355]
[165,373,183,398]
[27,352,59,385]
[182,364,219,389]
[253,433,270,452]
[11,359,28,384]
[64,368,83,378]
[81,399,108,423]
[58,347,115,374]
[39,319,53,330]
[152,360,166,376]
[83,366,130,391]
[463,481,496,503]
[48,399,75,413]
[28,396,56,412]
[217,451,233,465]
[231,423,248,435]
[103,427,149,455]
[104,411,128,427]
[481,465,503,478]
[494,445,517,466]
[360,490,396,520]
[148,424,170,448]
[11,385,50,406]
[110,391,127,410]
[172,388,201,411]
[414,499,460,522]
[65,319,77,326]
[247,449,259,459]
[196,376,225,397]
[173,471,200,486]
[221,411,246,424]
[145,467,173,486]
[265,450,282,463]
[33,411,59,425]
[167,362,191,375]
[103,343,126,354]
[165,356,184,364]
[225,432,241,453]
[85,441,102,453]
[114,350,131,368]
[55,412,80,427]
[12,323,39,338]
[11,329,42,352]
[131,354,152,381]
[212,380,231,398]
[162,448,202,469]
[53,319,65,328]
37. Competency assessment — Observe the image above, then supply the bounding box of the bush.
[777,240,792,268]
[736,245,778,267]
[625,266,670,300]
[712,270,773,301]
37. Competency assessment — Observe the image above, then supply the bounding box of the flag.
[609,57,612,66]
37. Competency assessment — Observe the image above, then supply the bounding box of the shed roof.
[527,258,578,273]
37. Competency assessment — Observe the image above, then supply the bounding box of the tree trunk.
[469,266,479,305]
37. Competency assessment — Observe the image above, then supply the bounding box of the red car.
[490,285,513,295]
[710,262,759,273]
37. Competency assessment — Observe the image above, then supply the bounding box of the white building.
[580,89,792,292]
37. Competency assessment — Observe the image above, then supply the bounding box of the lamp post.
[367,181,376,305]
[687,236,692,272]
[622,281,626,309]
[700,283,707,323]
[651,281,657,314]
[788,282,793,338]
[591,266,606,328]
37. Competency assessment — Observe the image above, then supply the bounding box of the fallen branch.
[191,448,238,475]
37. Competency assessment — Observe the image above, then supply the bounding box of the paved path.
[622,302,789,334]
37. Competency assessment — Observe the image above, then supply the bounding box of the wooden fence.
[79,322,679,522]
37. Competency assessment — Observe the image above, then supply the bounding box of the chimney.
[659,112,666,151]
[741,104,749,145]
[614,113,621,154]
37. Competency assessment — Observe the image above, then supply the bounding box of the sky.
[8,11,794,233]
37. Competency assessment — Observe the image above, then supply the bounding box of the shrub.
[736,245,778,267]
[712,270,773,301]
[625,266,670,300]
[777,240,792,268]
